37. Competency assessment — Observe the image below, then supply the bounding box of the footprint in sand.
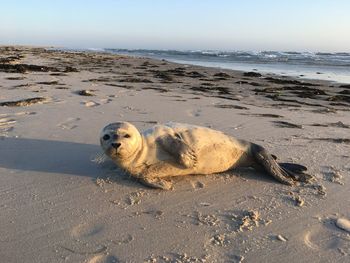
[99,98,113,104]
[84,101,101,107]
[303,218,350,255]
[58,117,80,130]
[0,118,16,135]
[56,222,120,262]
[186,109,202,117]
[71,222,105,239]
[0,118,16,127]
[0,112,37,135]
[87,255,120,263]
[0,111,36,117]
[83,99,112,107]
[66,223,120,262]
[191,180,205,190]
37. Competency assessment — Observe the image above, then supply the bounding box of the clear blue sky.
[1,0,349,52]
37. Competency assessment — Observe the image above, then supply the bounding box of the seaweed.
[0,97,47,107]
[186,71,205,78]
[273,121,303,129]
[76,90,95,96]
[37,81,60,85]
[153,71,174,81]
[327,95,350,103]
[214,104,249,110]
[214,72,231,78]
[243,72,262,77]
[0,63,78,73]
[118,78,153,83]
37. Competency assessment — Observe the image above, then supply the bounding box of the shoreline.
[52,47,350,85]
[163,58,350,85]
[1,46,349,262]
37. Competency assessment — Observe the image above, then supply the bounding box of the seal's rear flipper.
[279,165,313,183]
[279,163,307,173]
[251,144,312,185]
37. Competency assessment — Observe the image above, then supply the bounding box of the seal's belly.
[174,127,247,174]
[194,143,246,174]
[144,124,248,176]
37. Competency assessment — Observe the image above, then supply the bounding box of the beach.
[1,46,350,262]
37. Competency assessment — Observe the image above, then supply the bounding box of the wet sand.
[1,46,349,262]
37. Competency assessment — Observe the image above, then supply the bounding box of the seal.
[100,122,311,190]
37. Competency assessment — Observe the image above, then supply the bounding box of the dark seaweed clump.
[0,97,47,107]
[186,71,205,78]
[0,63,78,73]
[76,90,95,96]
[273,121,303,129]
[214,104,249,110]
[327,95,350,103]
[243,72,262,77]
[153,71,174,82]
[339,84,350,89]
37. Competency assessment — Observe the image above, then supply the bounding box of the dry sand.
[0,46,349,263]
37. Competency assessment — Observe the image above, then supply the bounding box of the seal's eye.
[124,134,131,138]
[103,134,110,141]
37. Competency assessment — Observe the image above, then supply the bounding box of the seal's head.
[100,122,142,162]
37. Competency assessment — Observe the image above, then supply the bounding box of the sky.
[1,0,350,52]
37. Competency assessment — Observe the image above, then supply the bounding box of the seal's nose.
[111,142,121,149]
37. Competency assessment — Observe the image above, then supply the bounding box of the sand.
[0,46,349,263]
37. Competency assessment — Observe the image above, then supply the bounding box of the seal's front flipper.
[279,163,307,173]
[157,133,197,168]
[138,177,173,190]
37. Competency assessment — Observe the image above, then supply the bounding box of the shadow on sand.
[0,137,144,189]
[0,137,114,178]
[0,137,278,189]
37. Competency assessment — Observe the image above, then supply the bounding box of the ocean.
[66,48,350,84]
